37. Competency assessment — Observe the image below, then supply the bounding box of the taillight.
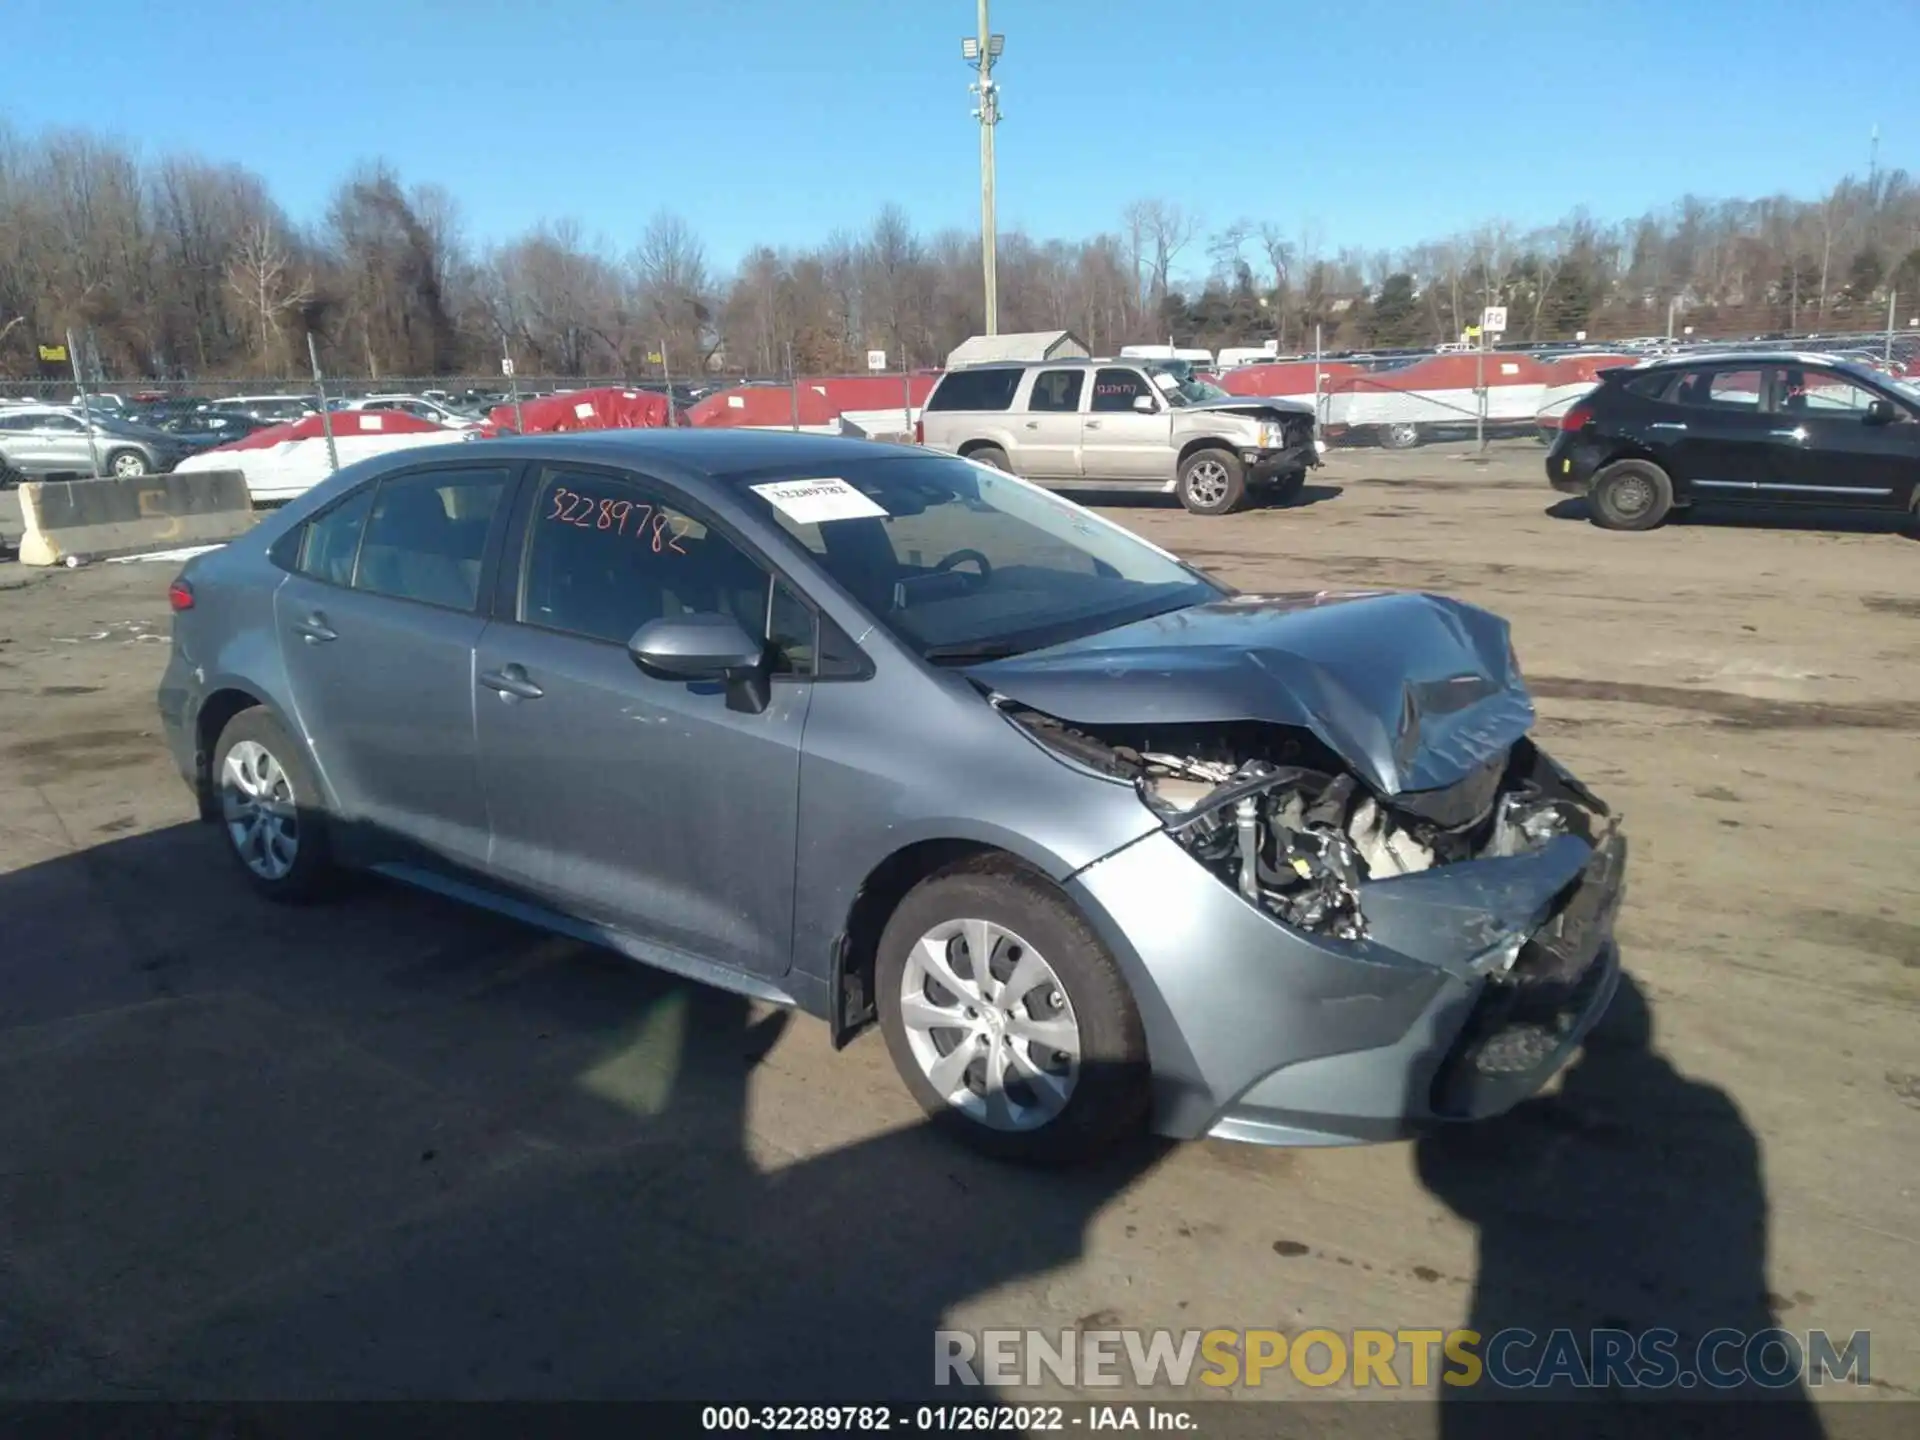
[1559,403,1594,431]
[167,579,194,611]
[912,417,924,444]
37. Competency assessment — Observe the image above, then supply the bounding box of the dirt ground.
[0,444,1914,1423]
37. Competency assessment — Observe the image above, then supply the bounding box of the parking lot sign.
[867,349,887,371]
[1481,306,1508,335]
[500,357,514,377]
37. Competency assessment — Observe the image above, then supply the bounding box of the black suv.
[1546,353,1919,530]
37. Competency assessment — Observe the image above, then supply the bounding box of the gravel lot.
[0,444,1913,1422]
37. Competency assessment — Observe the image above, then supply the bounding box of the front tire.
[1176,448,1247,515]
[1381,422,1423,450]
[106,448,149,478]
[211,708,337,903]
[1588,459,1673,531]
[876,861,1150,1165]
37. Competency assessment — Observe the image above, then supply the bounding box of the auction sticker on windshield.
[750,477,889,524]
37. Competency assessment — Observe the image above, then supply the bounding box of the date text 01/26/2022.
[699,1404,1198,1432]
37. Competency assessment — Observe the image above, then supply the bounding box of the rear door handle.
[292,614,338,644]
[1024,420,1039,429]
[479,664,544,700]
[1084,420,1102,430]
[1648,422,1687,431]
[1771,427,1808,441]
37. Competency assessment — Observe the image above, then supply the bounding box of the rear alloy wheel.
[966,444,1012,472]
[212,709,336,903]
[1176,448,1248,515]
[106,448,149,478]
[1588,459,1673,531]
[877,863,1149,1164]
[1381,422,1423,450]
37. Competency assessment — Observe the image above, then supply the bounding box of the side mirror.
[627,613,770,713]
[1865,398,1897,425]
[1132,393,1157,414]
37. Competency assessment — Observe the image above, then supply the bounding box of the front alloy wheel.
[108,449,149,477]
[898,918,1080,1132]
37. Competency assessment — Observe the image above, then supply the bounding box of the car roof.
[1630,350,1884,374]
[472,427,926,483]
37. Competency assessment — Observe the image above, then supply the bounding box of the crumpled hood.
[966,590,1534,795]
[1181,397,1315,420]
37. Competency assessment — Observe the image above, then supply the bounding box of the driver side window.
[517,468,816,675]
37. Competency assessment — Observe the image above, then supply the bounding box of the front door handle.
[1085,420,1102,430]
[1770,426,1808,442]
[479,665,545,700]
[292,614,338,644]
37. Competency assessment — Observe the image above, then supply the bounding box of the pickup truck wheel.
[1177,448,1247,515]
[1588,459,1673,531]
[1381,423,1423,450]
[876,861,1150,1165]
[964,444,1011,472]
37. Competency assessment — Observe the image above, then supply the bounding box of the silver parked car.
[0,405,195,480]
[917,359,1321,515]
[157,431,1625,1163]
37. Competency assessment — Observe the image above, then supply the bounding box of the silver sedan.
[156,431,1625,1163]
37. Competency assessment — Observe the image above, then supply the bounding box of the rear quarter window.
[925,368,1023,412]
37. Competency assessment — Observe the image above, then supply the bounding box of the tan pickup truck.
[916,359,1321,516]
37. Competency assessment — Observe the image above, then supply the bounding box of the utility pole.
[964,5,1004,335]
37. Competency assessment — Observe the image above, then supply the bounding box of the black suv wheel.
[1589,459,1673,531]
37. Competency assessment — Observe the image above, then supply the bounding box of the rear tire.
[1588,459,1673,531]
[1176,448,1247,515]
[210,708,337,903]
[876,861,1150,1165]
[1381,422,1423,450]
[106,448,149,478]
[964,444,1012,473]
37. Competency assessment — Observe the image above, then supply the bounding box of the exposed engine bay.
[1004,707,1610,944]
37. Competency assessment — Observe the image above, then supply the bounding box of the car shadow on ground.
[0,820,1170,1400]
[1415,971,1825,1436]
[1072,482,1344,512]
[1546,495,1915,538]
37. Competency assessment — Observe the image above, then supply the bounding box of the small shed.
[944,329,1090,369]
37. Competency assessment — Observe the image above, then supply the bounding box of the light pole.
[963,6,1004,335]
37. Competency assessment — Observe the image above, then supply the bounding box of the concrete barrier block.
[17,470,257,567]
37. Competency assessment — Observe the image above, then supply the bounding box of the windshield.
[741,453,1221,661]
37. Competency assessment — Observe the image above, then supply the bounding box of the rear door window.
[293,485,377,586]
[1025,370,1085,413]
[925,368,1023,412]
[1667,368,1763,409]
[351,467,510,611]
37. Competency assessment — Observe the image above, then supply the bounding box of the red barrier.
[687,374,939,428]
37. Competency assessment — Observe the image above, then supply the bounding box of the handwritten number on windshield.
[544,486,690,553]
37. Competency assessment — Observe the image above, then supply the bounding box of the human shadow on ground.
[1416,971,1825,1437]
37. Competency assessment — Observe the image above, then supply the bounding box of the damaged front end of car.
[999,699,1627,1138]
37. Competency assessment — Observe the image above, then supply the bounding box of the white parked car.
[342,394,481,430]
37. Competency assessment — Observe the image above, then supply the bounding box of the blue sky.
[6,0,1913,272]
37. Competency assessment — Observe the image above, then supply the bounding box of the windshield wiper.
[920,639,1031,665]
